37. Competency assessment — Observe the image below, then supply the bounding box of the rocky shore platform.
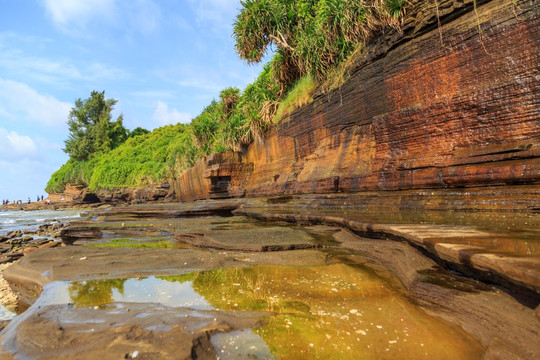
[0,198,538,359]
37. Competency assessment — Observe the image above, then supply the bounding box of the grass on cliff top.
[273,75,318,123]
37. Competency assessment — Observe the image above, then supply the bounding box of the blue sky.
[0,0,267,201]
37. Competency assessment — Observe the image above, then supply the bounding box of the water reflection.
[162,265,484,359]
[69,279,126,307]
[61,264,483,359]
[67,277,212,310]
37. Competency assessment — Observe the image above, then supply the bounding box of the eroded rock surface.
[0,302,269,360]
[0,198,539,358]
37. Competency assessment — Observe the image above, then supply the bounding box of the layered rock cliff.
[174,0,539,207]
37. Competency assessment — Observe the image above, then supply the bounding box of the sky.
[0,0,268,201]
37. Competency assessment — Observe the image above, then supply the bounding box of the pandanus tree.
[233,0,408,86]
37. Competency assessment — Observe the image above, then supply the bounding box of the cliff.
[174,0,539,207]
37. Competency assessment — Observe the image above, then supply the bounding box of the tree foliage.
[88,124,189,188]
[234,0,407,83]
[64,91,128,160]
[129,127,151,138]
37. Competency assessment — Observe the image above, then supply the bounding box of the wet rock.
[22,246,38,256]
[31,239,51,247]
[96,201,242,219]
[175,226,321,252]
[0,244,10,254]
[6,230,21,239]
[59,226,102,244]
[0,320,9,332]
[0,252,23,264]
[6,238,22,246]
[39,241,60,249]
[0,303,269,359]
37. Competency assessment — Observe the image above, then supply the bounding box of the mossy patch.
[86,239,176,249]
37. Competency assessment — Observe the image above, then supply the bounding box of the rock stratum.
[174,0,539,206]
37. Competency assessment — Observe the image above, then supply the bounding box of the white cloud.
[151,101,191,126]
[0,78,71,127]
[189,0,239,25]
[42,0,117,30]
[0,34,130,86]
[0,128,38,161]
[42,0,161,36]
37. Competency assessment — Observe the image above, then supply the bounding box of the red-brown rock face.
[175,0,539,205]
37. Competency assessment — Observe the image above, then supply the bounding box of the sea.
[0,208,82,235]
[0,208,82,321]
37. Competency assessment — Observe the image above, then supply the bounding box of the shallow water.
[0,209,82,234]
[22,264,483,359]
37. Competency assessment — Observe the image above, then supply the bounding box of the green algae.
[191,264,483,359]
[99,264,483,359]
[86,238,176,249]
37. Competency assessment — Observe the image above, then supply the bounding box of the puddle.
[0,305,16,321]
[184,264,484,359]
[15,264,485,359]
[212,329,273,359]
[54,277,213,310]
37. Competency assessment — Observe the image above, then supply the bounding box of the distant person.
[27,197,31,204]
[41,195,44,201]
[37,195,40,202]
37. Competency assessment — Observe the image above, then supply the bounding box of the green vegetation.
[274,75,317,122]
[48,0,409,193]
[64,90,128,161]
[86,238,176,249]
[234,0,407,83]
[46,123,191,192]
[45,159,97,193]
[88,124,190,189]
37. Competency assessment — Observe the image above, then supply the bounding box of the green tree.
[129,127,150,138]
[219,87,241,120]
[233,0,408,83]
[64,90,128,160]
